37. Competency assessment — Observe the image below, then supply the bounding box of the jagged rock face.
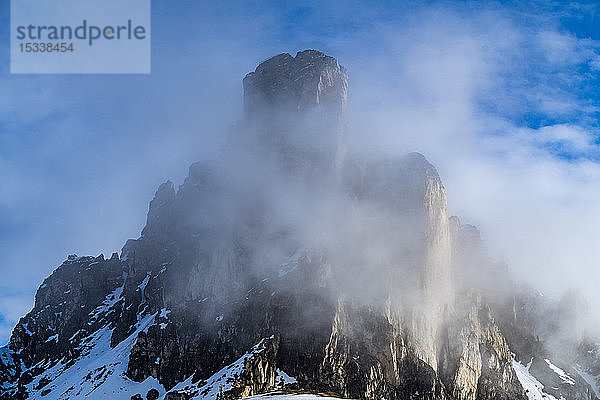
[438,294,526,400]
[0,254,128,399]
[243,50,348,119]
[243,50,349,176]
[340,153,453,369]
[319,299,450,400]
[10,254,125,367]
[1,50,599,400]
[451,218,598,400]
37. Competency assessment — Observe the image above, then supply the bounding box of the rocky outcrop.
[9,254,125,367]
[243,50,349,176]
[243,50,348,119]
[439,294,526,400]
[450,214,598,400]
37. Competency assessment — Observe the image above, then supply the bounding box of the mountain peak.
[2,50,597,400]
[243,49,348,118]
[241,50,349,177]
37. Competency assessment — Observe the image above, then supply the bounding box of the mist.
[1,0,600,349]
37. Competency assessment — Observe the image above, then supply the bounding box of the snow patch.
[162,336,275,400]
[512,358,559,400]
[159,308,170,318]
[89,285,124,323]
[243,394,349,400]
[276,369,297,385]
[21,323,33,336]
[69,330,83,341]
[137,274,151,304]
[544,359,575,385]
[45,334,59,343]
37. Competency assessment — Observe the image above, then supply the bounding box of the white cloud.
[532,124,597,153]
[336,4,600,317]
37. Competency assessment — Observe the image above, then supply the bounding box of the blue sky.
[2,0,600,344]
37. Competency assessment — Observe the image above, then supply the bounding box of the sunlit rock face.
[338,151,453,370]
[1,50,598,400]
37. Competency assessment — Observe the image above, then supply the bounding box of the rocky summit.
[1,50,600,400]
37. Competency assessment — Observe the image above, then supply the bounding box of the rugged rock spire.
[243,50,348,174]
[243,50,348,118]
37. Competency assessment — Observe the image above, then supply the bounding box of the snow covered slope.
[512,358,560,400]
[244,394,352,400]
[161,336,297,399]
